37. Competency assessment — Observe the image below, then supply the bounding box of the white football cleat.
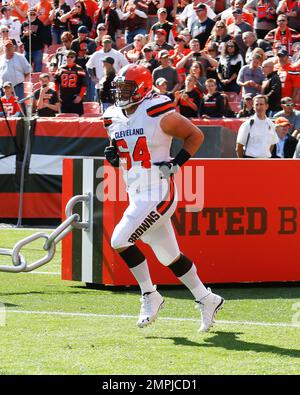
[196,288,225,333]
[137,288,165,328]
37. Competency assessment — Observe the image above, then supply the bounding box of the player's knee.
[167,253,193,277]
[111,229,131,250]
[155,249,181,267]
[119,245,146,269]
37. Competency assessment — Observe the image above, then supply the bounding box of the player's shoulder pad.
[103,105,116,128]
[145,94,175,118]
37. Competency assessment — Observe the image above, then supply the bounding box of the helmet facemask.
[111,78,147,109]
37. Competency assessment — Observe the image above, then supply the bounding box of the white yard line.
[6,309,300,328]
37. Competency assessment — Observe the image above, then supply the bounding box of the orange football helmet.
[111,64,153,109]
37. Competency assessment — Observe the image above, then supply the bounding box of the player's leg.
[144,220,225,332]
[110,200,165,328]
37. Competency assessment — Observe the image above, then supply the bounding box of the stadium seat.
[56,113,80,117]
[230,102,240,113]
[83,101,100,115]
[82,113,101,117]
[225,92,239,102]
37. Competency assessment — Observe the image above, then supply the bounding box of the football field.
[0,228,300,375]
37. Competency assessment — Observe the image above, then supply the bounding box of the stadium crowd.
[0,0,300,157]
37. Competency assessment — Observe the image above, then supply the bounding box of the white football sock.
[178,264,209,301]
[130,260,156,295]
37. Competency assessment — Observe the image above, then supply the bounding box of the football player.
[103,64,224,332]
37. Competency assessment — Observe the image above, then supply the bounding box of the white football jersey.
[103,94,175,189]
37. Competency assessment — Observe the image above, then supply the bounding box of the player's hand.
[104,139,119,167]
[154,161,179,179]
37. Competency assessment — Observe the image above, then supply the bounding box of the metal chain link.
[0,194,91,273]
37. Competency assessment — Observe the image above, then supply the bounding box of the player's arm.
[160,111,204,163]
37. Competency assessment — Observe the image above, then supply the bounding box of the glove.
[154,161,179,179]
[104,139,119,167]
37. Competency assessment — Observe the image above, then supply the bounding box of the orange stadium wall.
[61,158,300,285]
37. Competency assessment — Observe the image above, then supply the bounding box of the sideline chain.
[0,194,91,273]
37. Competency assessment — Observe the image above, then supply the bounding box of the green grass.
[0,228,300,374]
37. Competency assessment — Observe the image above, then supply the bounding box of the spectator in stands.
[251,46,267,62]
[236,94,278,157]
[150,28,173,52]
[35,0,53,47]
[153,77,174,100]
[237,92,255,117]
[0,81,21,117]
[0,26,17,56]
[199,78,225,118]
[148,7,176,46]
[272,116,298,157]
[145,0,163,31]
[175,38,219,75]
[49,31,73,71]
[274,96,300,138]
[0,40,30,100]
[217,40,243,93]
[179,1,216,33]
[225,0,254,26]
[204,21,232,53]
[49,0,71,44]
[98,56,115,113]
[274,49,300,103]
[54,49,86,115]
[244,0,277,40]
[94,23,108,50]
[60,0,92,38]
[205,42,220,79]
[264,14,300,56]
[86,35,128,97]
[82,0,98,22]
[124,34,146,63]
[93,0,120,41]
[9,0,29,24]
[190,3,215,50]
[237,53,264,97]
[168,34,191,77]
[70,25,96,101]
[116,1,147,44]
[34,72,60,117]
[243,31,272,64]
[261,58,282,115]
[174,75,201,118]
[152,49,180,94]
[226,8,253,59]
[222,93,237,117]
[21,9,46,72]
[0,6,21,45]
[220,0,236,22]
[71,25,96,58]
[163,0,178,23]
[188,61,206,95]
[292,42,300,66]
[276,0,300,34]
[136,44,159,72]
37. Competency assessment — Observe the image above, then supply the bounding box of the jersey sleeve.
[102,105,116,136]
[145,94,175,118]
